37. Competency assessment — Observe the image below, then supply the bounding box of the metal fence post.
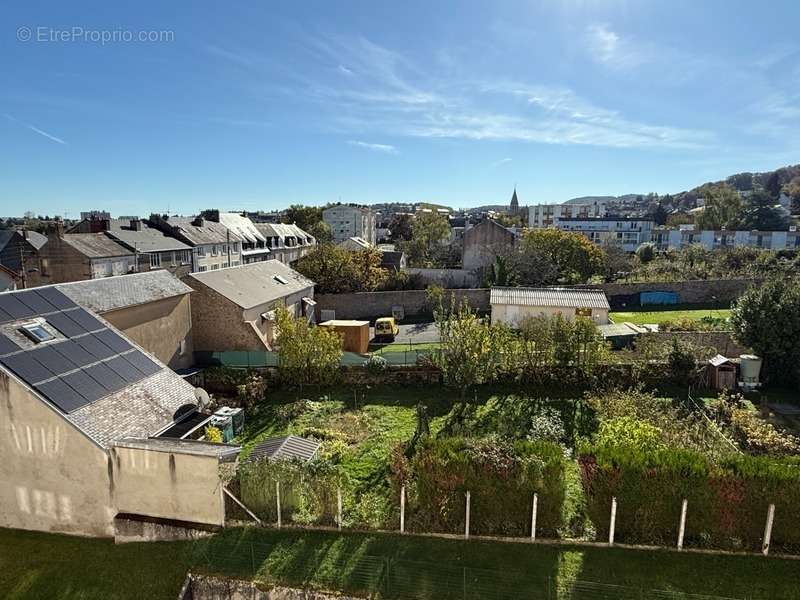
[337,487,343,531]
[531,493,538,541]
[276,481,282,529]
[677,498,688,550]
[465,491,471,540]
[400,485,406,534]
[762,503,775,556]
[609,496,617,546]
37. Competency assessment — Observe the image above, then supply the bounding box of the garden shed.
[319,319,370,354]
[708,354,737,391]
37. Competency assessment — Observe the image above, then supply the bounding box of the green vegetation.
[611,308,731,326]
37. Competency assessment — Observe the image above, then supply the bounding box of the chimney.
[192,215,205,227]
[130,219,143,231]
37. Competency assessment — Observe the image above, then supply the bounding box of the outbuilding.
[490,287,610,327]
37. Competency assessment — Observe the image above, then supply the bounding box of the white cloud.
[348,140,397,154]
[337,64,354,76]
[584,24,646,70]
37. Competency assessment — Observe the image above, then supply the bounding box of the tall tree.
[695,184,743,230]
[739,190,790,231]
[388,213,414,242]
[275,306,342,387]
[402,211,451,266]
[294,243,387,293]
[282,204,332,242]
[516,228,605,284]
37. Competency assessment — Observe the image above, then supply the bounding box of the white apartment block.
[553,217,654,252]
[528,201,606,228]
[322,205,377,245]
[652,228,800,251]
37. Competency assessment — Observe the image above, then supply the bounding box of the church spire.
[510,187,519,211]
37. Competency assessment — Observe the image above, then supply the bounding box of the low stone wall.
[315,288,490,321]
[404,267,479,288]
[182,574,363,600]
[584,278,758,308]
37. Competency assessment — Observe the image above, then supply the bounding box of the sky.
[2,0,800,217]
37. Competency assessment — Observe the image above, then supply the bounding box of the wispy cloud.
[348,140,397,154]
[490,158,512,168]
[4,114,66,144]
[584,24,645,70]
[337,64,354,76]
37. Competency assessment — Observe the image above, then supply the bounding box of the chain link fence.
[191,541,749,600]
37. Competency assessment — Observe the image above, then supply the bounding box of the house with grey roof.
[38,233,144,284]
[490,287,610,327]
[56,270,195,369]
[148,214,245,272]
[253,222,316,264]
[0,230,48,288]
[0,285,239,538]
[103,218,194,277]
[185,260,315,351]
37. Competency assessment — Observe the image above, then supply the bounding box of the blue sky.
[2,1,799,217]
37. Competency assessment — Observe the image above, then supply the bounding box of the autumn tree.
[282,204,332,242]
[388,213,414,241]
[695,184,743,230]
[275,306,342,387]
[401,211,451,266]
[294,243,386,293]
[515,228,605,284]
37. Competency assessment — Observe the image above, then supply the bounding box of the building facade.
[490,287,610,327]
[553,217,654,252]
[214,212,271,264]
[38,233,144,284]
[528,201,607,228]
[323,205,377,245]
[253,222,316,264]
[148,215,244,272]
[651,227,800,251]
[462,219,517,270]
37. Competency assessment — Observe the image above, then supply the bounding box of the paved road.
[371,322,439,344]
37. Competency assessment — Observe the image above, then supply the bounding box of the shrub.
[594,417,664,453]
[204,426,223,443]
[364,354,388,374]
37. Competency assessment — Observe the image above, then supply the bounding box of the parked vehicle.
[374,317,399,342]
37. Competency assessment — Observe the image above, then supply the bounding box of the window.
[211,264,220,270]
[273,275,288,285]
[20,322,55,344]
[575,307,592,318]
[231,261,240,267]
[180,250,191,265]
[197,246,206,257]
[232,242,239,252]
[150,253,161,268]
[212,245,219,256]
[178,339,187,356]
[198,265,208,272]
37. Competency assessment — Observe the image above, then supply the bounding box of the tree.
[600,239,632,281]
[765,171,782,199]
[401,211,451,266]
[738,190,790,231]
[282,204,332,242]
[666,212,693,227]
[388,213,413,242]
[516,229,605,284]
[294,243,386,293]
[275,306,342,387]
[731,275,800,386]
[635,242,656,264]
[695,184,743,230]
[649,201,668,226]
[787,177,800,214]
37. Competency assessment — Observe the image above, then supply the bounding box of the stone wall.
[315,288,490,321]
[583,278,758,308]
[644,331,751,357]
[404,267,479,288]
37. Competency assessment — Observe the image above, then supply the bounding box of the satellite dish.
[194,387,211,410]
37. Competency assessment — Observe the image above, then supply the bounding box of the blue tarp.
[640,291,679,305]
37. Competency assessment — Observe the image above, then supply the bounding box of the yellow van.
[374,317,400,342]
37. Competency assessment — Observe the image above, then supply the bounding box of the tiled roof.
[107,219,192,253]
[56,270,193,314]
[246,435,320,463]
[60,233,133,258]
[490,287,610,310]
[187,260,314,310]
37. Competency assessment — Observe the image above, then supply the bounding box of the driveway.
[371,321,439,344]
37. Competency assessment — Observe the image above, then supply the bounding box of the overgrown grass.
[611,308,731,326]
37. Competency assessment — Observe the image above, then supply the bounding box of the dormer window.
[20,322,55,344]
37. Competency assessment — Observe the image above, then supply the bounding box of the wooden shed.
[319,320,370,354]
[708,354,737,391]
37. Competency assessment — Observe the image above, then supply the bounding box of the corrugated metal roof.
[246,435,320,463]
[490,287,610,309]
[56,270,193,313]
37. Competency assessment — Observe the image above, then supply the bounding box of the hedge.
[394,437,566,537]
[579,445,800,552]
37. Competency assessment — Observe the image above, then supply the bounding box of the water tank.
[739,355,763,383]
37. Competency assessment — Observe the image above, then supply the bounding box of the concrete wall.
[462,220,515,270]
[38,235,141,285]
[405,267,479,288]
[0,372,114,537]
[111,446,225,527]
[583,278,758,308]
[492,304,609,327]
[315,288,490,320]
[102,294,194,369]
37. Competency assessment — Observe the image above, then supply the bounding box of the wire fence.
[191,541,750,600]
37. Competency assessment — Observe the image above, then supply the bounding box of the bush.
[392,436,566,537]
[204,426,223,443]
[364,354,388,374]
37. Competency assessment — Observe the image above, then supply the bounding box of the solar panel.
[123,350,161,377]
[15,290,60,314]
[62,369,107,403]
[44,311,86,338]
[84,362,127,394]
[65,308,104,332]
[29,345,78,375]
[36,377,88,413]
[34,287,77,310]
[75,334,116,360]
[94,329,132,353]
[0,352,54,383]
[0,334,20,356]
[51,339,96,368]
[105,355,145,383]
[0,294,36,320]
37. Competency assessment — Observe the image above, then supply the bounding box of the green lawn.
[3,526,798,600]
[611,308,731,326]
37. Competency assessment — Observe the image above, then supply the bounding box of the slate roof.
[246,435,320,463]
[106,219,192,253]
[60,233,133,258]
[158,217,243,246]
[217,213,266,245]
[490,287,611,310]
[0,230,48,252]
[25,231,48,250]
[187,260,314,310]
[56,270,193,314]
[254,222,315,242]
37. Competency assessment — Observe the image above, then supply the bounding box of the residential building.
[462,219,517,270]
[338,236,372,251]
[0,285,239,538]
[185,260,315,352]
[213,212,271,264]
[380,250,407,272]
[651,227,800,251]
[323,205,377,245]
[0,264,20,292]
[528,201,607,228]
[148,214,244,272]
[56,270,195,370]
[38,233,144,283]
[490,287,610,327]
[0,230,48,287]
[554,217,654,252]
[253,222,316,264]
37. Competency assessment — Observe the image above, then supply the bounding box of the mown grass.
[611,308,732,325]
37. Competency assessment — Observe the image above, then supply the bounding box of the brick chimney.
[130,219,143,231]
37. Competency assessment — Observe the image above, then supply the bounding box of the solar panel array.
[0,287,161,414]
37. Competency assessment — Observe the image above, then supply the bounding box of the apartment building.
[148,214,244,272]
[554,217,654,252]
[528,201,606,228]
[322,205,377,245]
[652,227,800,251]
[253,222,316,264]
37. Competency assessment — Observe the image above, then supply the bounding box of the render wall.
[405,268,479,288]
[491,304,609,327]
[111,446,225,527]
[315,288,490,320]
[0,372,114,537]
[102,294,194,369]
[461,222,515,270]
